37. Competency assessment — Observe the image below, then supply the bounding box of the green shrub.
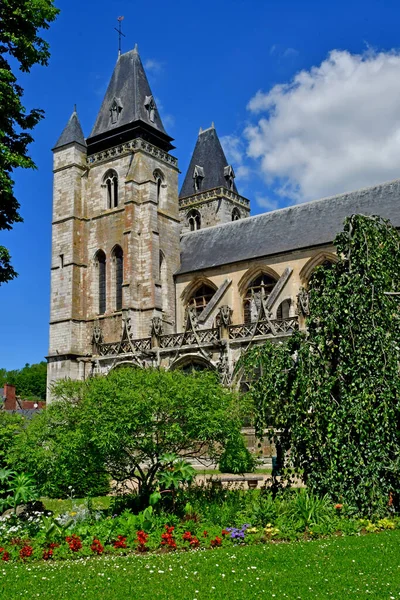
[219,433,256,474]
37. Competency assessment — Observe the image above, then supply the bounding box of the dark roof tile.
[178,178,400,274]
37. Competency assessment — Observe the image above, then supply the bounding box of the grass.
[2,530,400,599]
[42,496,111,515]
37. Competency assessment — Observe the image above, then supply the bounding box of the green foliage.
[8,402,110,499]
[13,368,241,500]
[0,0,59,282]
[3,361,47,399]
[0,410,23,468]
[219,432,257,474]
[0,468,38,513]
[241,215,400,517]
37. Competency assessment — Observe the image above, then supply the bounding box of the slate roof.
[53,108,86,150]
[179,125,238,198]
[178,178,400,274]
[89,46,167,139]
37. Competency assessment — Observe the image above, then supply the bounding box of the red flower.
[210,536,222,548]
[189,537,200,548]
[1,552,10,562]
[182,531,192,541]
[161,525,177,550]
[43,549,53,560]
[113,535,127,549]
[66,534,82,552]
[19,545,33,559]
[136,530,149,552]
[334,504,343,510]
[203,531,208,538]
[49,542,59,550]
[90,539,104,555]
[221,529,229,536]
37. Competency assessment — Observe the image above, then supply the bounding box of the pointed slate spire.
[179,125,238,198]
[53,107,86,151]
[87,46,173,153]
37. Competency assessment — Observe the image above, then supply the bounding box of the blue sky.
[2,0,400,369]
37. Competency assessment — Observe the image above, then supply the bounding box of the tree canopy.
[10,367,243,499]
[241,215,400,517]
[0,361,47,399]
[0,0,59,283]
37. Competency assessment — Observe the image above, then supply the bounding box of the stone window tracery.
[103,170,118,209]
[187,209,201,231]
[243,273,276,324]
[232,208,241,221]
[188,283,216,318]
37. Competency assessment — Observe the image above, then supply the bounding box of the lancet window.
[187,209,201,231]
[95,250,106,315]
[112,246,123,311]
[104,170,118,209]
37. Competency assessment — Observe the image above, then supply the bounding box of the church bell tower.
[47,45,180,398]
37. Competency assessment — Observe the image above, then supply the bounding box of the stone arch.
[109,359,142,372]
[102,169,118,209]
[153,168,167,207]
[276,297,292,320]
[169,354,215,373]
[187,209,201,231]
[180,276,218,306]
[237,265,281,297]
[299,251,338,285]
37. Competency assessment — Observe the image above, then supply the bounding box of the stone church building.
[47,46,400,398]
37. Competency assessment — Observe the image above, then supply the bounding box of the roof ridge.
[180,176,400,239]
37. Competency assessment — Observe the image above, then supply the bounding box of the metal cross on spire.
[114,16,126,56]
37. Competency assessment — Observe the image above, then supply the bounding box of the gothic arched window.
[243,273,276,324]
[154,169,166,207]
[95,250,106,315]
[188,283,216,318]
[112,245,123,311]
[277,299,291,320]
[104,170,118,209]
[187,209,201,231]
[232,208,241,221]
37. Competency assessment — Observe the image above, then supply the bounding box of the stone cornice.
[179,187,250,209]
[87,137,178,170]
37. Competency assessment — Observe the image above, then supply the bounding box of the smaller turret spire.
[53,108,86,151]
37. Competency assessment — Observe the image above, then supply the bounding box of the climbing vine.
[240,215,400,517]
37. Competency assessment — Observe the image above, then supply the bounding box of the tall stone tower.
[179,124,250,231]
[47,46,180,398]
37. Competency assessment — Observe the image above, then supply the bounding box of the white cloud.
[255,195,279,210]
[246,49,400,203]
[220,134,251,181]
[144,59,163,74]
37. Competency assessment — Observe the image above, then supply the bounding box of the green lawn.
[2,530,400,599]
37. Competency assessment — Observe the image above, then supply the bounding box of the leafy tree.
[12,368,243,500]
[0,0,59,282]
[8,398,109,499]
[0,411,24,469]
[241,215,400,517]
[6,361,47,399]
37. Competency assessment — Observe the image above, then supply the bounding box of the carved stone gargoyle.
[218,305,233,327]
[92,322,103,349]
[297,287,310,316]
[151,316,163,337]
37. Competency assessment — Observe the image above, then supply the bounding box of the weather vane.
[115,16,126,56]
